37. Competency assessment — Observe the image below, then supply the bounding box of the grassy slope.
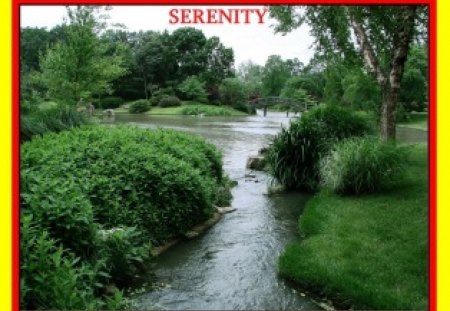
[398,112,428,129]
[279,143,428,309]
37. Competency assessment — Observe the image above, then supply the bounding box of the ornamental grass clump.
[320,137,407,194]
[266,104,375,191]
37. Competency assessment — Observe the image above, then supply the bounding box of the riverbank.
[114,102,248,116]
[278,143,428,309]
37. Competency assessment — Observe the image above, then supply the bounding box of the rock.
[245,173,256,178]
[246,155,266,170]
[184,230,199,239]
[216,206,237,214]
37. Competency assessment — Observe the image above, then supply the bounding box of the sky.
[20,5,315,67]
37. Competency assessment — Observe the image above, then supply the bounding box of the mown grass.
[115,102,247,116]
[279,143,428,309]
[398,112,428,129]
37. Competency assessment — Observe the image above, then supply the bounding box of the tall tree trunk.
[349,5,417,141]
[381,83,397,141]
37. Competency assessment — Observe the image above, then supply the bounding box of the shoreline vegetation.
[113,102,249,117]
[264,105,428,310]
[278,143,427,309]
[20,125,234,310]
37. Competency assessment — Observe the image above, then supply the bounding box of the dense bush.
[20,215,125,310]
[100,96,124,109]
[21,125,230,308]
[320,137,407,194]
[178,76,208,103]
[20,105,90,143]
[159,95,181,108]
[21,126,227,242]
[97,227,150,286]
[129,99,150,113]
[267,105,374,191]
[149,87,175,106]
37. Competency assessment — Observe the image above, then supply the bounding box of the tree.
[178,76,208,102]
[201,36,235,100]
[219,78,248,107]
[269,5,425,140]
[237,61,264,99]
[133,30,176,99]
[39,6,126,104]
[262,55,291,96]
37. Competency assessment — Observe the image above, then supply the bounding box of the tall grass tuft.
[266,104,375,191]
[21,105,90,143]
[320,137,408,194]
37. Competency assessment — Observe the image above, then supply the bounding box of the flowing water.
[108,111,427,310]
[110,112,319,310]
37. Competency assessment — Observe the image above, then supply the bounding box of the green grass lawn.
[115,102,247,116]
[279,143,428,309]
[398,112,428,130]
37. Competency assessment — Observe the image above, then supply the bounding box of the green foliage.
[181,104,246,116]
[97,227,150,286]
[320,137,407,194]
[267,105,374,191]
[20,105,90,143]
[20,215,123,310]
[99,96,124,109]
[20,125,230,308]
[149,87,175,106]
[39,6,126,105]
[178,76,209,103]
[262,55,291,96]
[159,95,181,108]
[129,99,150,113]
[279,144,427,309]
[219,78,248,107]
[21,126,226,243]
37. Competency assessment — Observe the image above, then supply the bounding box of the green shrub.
[20,125,231,308]
[149,87,176,106]
[20,105,90,143]
[159,95,181,108]
[129,100,150,113]
[267,104,374,191]
[100,96,124,109]
[21,126,226,243]
[20,215,115,310]
[320,137,407,194]
[20,172,98,259]
[178,76,208,102]
[97,227,150,286]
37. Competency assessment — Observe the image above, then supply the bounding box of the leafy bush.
[320,137,407,194]
[20,215,124,310]
[149,87,175,106]
[219,78,248,107]
[21,125,230,308]
[100,96,124,109]
[267,105,374,191]
[159,95,181,108]
[129,99,150,113]
[20,105,90,143]
[178,76,208,103]
[97,227,150,286]
[21,126,226,243]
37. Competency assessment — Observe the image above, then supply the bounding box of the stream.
[108,111,427,310]
[109,111,319,310]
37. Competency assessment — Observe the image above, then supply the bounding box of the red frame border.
[11,1,437,311]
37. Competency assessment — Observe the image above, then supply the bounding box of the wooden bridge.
[248,97,317,116]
